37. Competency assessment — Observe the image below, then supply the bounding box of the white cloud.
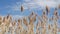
[10,0,59,11]
[12,6,20,11]
[36,1,57,7]
[23,0,31,2]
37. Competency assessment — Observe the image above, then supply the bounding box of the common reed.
[21,5,24,12]
[46,5,50,15]
[0,8,59,34]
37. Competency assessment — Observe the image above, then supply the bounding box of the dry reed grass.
[0,8,59,34]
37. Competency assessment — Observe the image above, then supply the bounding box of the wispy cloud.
[7,0,59,11]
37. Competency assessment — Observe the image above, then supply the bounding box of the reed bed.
[0,9,60,34]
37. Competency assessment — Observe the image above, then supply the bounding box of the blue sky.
[0,0,60,16]
[0,0,60,25]
[0,0,20,15]
[0,0,60,33]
